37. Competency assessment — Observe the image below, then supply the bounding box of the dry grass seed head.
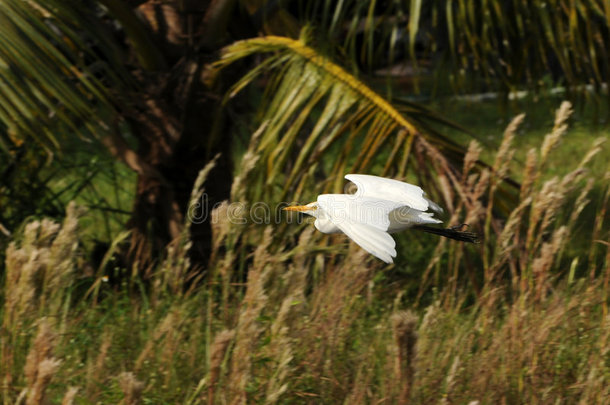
[553,101,573,128]
[464,200,485,227]
[462,169,490,226]
[503,113,525,140]
[187,154,219,219]
[493,114,522,181]
[46,204,81,301]
[463,140,482,178]
[210,201,230,255]
[23,220,59,251]
[391,311,419,404]
[529,178,560,235]
[303,249,373,383]
[253,227,275,270]
[61,387,79,405]
[439,356,461,405]
[560,167,587,191]
[532,226,568,280]
[520,148,538,201]
[419,301,441,334]
[118,372,145,405]
[263,295,298,403]
[472,169,491,200]
[264,336,293,405]
[578,137,606,169]
[4,244,38,328]
[26,358,62,405]
[282,263,307,305]
[25,318,57,385]
[536,199,564,246]
[438,174,455,213]
[466,172,479,190]
[531,169,585,251]
[36,219,61,246]
[85,331,112,399]
[4,214,77,328]
[391,310,418,380]
[416,136,466,205]
[134,310,178,372]
[228,230,274,404]
[292,227,314,270]
[210,329,235,375]
[540,101,572,165]
[210,201,239,281]
[568,178,594,226]
[271,296,297,338]
[230,122,266,202]
[49,202,81,269]
[310,249,370,319]
[497,196,533,257]
[159,310,187,377]
[345,357,376,405]
[29,204,81,319]
[208,329,235,405]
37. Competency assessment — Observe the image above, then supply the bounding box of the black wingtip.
[414,224,479,243]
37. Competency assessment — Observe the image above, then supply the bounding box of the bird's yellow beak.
[283,205,315,212]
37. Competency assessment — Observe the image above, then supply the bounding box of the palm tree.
[0,0,432,270]
[1,0,246,269]
[2,0,605,270]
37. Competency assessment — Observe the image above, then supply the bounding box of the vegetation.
[1,1,609,404]
[1,103,608,403]
[2,1,610,265]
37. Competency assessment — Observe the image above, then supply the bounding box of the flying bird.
[283,174,477,263]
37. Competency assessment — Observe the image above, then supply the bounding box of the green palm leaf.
[0,0,130,152]
[216,33,472,205]
[293,1,610,94]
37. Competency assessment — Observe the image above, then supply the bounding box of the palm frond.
[0,0,130,152]
[216,33,471,206]
[289,1,610,94]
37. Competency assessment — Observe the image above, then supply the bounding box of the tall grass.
[1,102,608,403]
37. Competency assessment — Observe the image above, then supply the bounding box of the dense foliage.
[1,104,608,403]
[0,1,609,403]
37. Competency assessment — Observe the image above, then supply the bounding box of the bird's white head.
[283,202,340,234]
[282,202,318,217]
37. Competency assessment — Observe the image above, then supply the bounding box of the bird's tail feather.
[414,225,479,243]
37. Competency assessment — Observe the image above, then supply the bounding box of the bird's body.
[284,174,477,263]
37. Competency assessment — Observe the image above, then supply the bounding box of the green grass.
[47,139,136,241]
[426,94,609,180]
[1,101,608,404]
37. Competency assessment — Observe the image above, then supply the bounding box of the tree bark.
[109,0,236,272]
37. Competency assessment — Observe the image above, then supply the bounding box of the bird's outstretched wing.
[332,220,397,263]
[345,174,443,213]
[317,194,403,263]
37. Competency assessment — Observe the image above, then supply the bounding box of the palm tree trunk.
[105,0,237,271]
[124,77,232,273]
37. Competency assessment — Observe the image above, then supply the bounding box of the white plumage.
[284,174,456,263]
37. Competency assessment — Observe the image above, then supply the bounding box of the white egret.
[284,174,477,263]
